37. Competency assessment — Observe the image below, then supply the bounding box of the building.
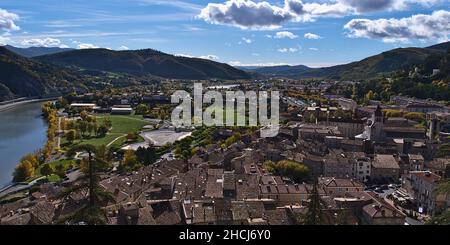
[353,152,371,183]
[406,171,447,215]
[336,98,358,112]
[361,193,405,225]
[406,103,446,114]
[318,177,364,197]
[111,106,133,115]
[297,124,342,141]
[361,105,385,142]
[356,105,426,142]
[408,154,425,171]
[371,155,400,183]
[70,103,97,110]
[323,151,355,179]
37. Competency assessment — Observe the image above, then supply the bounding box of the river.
[0,102,47,188]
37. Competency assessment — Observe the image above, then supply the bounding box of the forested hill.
[35,48,251,80]
[0,47,85,101]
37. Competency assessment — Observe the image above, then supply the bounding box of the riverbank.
[0,97,59,112]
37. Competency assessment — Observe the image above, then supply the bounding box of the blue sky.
[0,0,449,67]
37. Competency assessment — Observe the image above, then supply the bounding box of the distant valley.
[242,41,450,80]
[1,41,449,102]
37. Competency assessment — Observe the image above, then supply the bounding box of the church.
[356,106,426,142]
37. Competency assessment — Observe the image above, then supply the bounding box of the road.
[0,176,46,199]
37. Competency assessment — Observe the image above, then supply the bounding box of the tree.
[59,144,114,225]
[126,132,138,142]
[136,146,157,166]
[80,110,89,121]
[103,118,112,129]
[267,160,311,183]
[119,150,142,172]
[21,153,39,168]
[13,161,34,182]
[364,90,375,103]
[384,109,404,118]
[40,164,54,176]
[426,211,450,225]
[55,164,66,179]
[303,179,326,225]
[79,121,88,137]
[97,125,109,136]
[66,130,77,143]
[404,112,425,122]
[135,104,149,115]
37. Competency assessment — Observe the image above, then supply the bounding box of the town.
[0,77,449,225]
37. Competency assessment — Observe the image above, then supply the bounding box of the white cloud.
[304,33,322,39]
[0,35,11,45]
[198,0,353,30]
[309,47,319,51]
[278,47,299,53]
[198,0,445,30]
[21,38,62,47]
[274,31,298,39]
[242,37,252,44]
[118,45,130,50]
[199,54,220,60]
[175,53,220,60]
[339,0,445,13]
[228,61,291,67]
[339,0,405,12]
[133,0,202,11]
[0,9,20,31]
[344,10,450,43]
[199,0,293,30]
[77,43,100,49]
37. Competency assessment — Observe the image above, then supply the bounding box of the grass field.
[63,115,150,148]
[98,115,150,134]
[34,159,77,183]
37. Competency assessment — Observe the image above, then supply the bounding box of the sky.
[0,0,449,67]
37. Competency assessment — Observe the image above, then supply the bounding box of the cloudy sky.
[0,0,449,67]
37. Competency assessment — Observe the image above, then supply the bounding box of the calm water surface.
[0,103,47,188]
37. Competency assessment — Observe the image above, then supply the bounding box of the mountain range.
[2,45,74,58]
[1,41,449,102]
[0,47,86,101]
[243,41,450,80]
[34,48,250,80]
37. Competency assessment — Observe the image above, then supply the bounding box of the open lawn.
[98,115,150,134]
[62,115,150,148]
[36,159,76,175]
[34,159,77,183]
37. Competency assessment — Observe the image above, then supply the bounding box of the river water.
[0,102,47,188]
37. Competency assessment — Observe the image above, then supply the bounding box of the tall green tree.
[59,144,114,225]
[303,179,326,225]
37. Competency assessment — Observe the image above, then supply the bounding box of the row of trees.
[64,111,112,144]
[42,102,58,160]
[383,109,426,123]
[13,102,59,182]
